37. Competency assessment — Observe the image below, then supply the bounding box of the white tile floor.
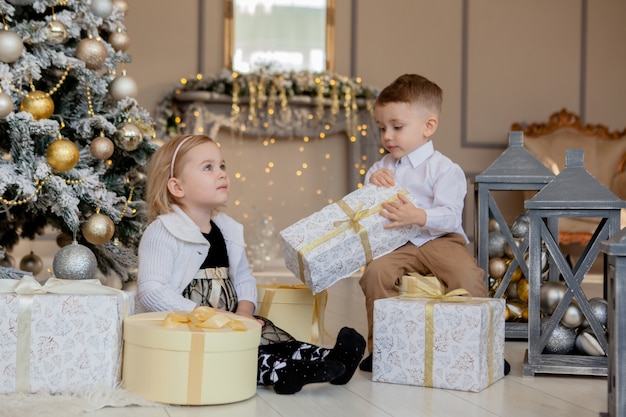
[2,268,609,417]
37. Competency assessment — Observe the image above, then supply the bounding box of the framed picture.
[223,0,335,73]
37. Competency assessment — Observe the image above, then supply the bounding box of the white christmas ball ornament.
[91,0,114,18]
[0,29,24,63]
[52,241,98,280]
[0,92,14,117]
[110,73,138,100]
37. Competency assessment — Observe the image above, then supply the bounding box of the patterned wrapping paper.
[0,277,131,394]
[280,183,420,294]
[372,296,505,392]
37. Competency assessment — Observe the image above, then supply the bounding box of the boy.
[358,74,489,372]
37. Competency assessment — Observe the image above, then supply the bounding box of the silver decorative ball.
[488,231,507,258]
[540,281,567,315]
[541,316,576,354]
[110,74,138,100]
[588,297,608,327]
[91,0,114,18]
[0,29,24,63]
[561,302,584,329]
[0,92,14,117]
[510,212,530,238]
[52,242,97,280]
[46,20,68,44]
[575,327,606,356]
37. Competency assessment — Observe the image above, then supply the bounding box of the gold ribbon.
[296,190,409,283]
[162,307,247,331]
[160,307,248,404]
[399,276,495,388]
[0,275,132,393]
[257,283,328,344]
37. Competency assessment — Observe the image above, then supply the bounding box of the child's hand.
[369,168,395,187]
[235,311,265,326]
[380,193,426,228]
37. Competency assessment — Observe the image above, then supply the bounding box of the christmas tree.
[0,0,157,286]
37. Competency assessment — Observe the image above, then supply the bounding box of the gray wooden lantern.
[474,131,555,339]
[600,230,626,417]
[523,149,626,376]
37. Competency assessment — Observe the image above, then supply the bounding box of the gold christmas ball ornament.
[75,37,107,69]
[0,28,24,63]
[82,212,115,245]
[488,257,507,280]
[112,0,129,14]
[52,241,97,280]
[115,122,143,151]
[46,138,79,172]
[488,218,501,233]
[0,91,14,117]
[109,29,130,52]
[110,73,138,100]
[20,90,54,120]
[90,134,115,160]
[516,277,529,303]
[46,19,68,44]
[19,251,44,275]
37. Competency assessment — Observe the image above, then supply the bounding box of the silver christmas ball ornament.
[510,212,530,238]
[561,302,584,328]
[0,91,14,117]
[588,297,608,327]
[488,257,508,279]
[488,231,507,258]
[541,316,576,354]
[110,73,138,100]
[52,241,98,280]
[540,281,567,315]
[0,29,24,63]
[575,327,606,356]
[91,0,114,18]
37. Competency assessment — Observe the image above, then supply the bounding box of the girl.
[137,134,365,394]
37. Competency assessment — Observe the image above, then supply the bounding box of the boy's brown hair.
[375,74,443,117]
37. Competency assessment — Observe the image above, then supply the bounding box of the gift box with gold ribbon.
[257,283,327,344]
[122,308,261,405]
[0,275,132,394]
[280,183,420,294]
[372,283,505,392]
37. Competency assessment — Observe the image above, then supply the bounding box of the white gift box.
[0,276,132,394]
[280,184,420,294]
[373,296,505,392]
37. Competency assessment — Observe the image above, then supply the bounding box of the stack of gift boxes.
[0,182,505,402]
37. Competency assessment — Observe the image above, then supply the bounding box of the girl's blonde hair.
[145,134,215,223]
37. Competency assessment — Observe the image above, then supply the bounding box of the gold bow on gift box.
[297,190,410,283]
[398,275,496,388]
[162,306,247,331]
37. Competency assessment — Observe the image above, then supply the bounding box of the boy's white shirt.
[365,140,469,247]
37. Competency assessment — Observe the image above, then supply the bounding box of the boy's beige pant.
[359,233,487,351]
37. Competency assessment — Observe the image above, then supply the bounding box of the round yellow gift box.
[122,310,261,405]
